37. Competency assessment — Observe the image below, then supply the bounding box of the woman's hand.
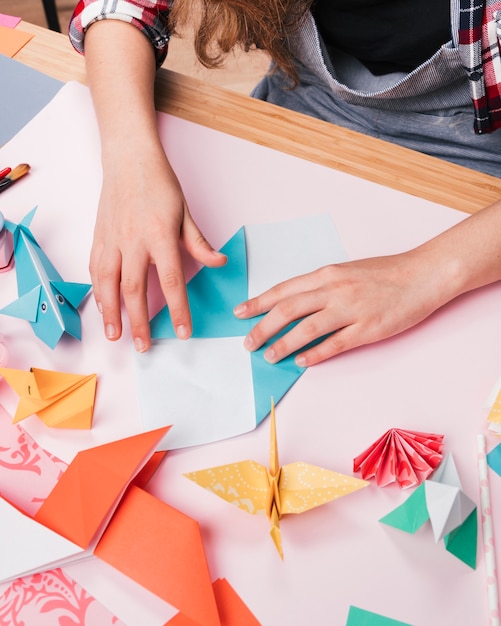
[235,198,501,366]
[90,144,226,352]
[234,251,443,366]
[84,20,225,351]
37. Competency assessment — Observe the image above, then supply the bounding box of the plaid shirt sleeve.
[458,0,501,133]
[69,0,171,67]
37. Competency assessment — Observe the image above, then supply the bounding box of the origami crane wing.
[0,366,97,428]
[184,461,270,515]
[186,399,368,558]
[0,208,91,348]
[279,462,369,515]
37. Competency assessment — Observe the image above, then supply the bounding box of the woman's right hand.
[90,140,226,353]
[84,20,226,351]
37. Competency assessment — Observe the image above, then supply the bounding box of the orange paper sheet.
[95,485,221,626]
[34,427,171,547]
[0,25,33,57]
[166,578,261,626]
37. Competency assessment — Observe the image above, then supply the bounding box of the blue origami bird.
[0,207,91,349]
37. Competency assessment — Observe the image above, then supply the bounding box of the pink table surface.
[0,82,500,626]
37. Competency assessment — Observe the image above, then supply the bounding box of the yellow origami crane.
[185,399,369,558]
[0,367,97,429]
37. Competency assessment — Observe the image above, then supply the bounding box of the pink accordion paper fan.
[353,428,444,489]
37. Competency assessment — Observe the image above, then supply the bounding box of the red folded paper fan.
[353,428,444,489]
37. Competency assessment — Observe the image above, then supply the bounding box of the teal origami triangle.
[19,206,37,229]
[0,285,41,322]
[379,483,429,533]
[487,444,501,477]
[444,507,477,569]
[346,606,412,626]
[150,228,250,339]
[251,323,306,426]
[52,281,92,309]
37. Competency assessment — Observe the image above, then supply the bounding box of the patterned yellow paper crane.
[185,399,369,558]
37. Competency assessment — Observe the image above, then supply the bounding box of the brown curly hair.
[169,0,313,83]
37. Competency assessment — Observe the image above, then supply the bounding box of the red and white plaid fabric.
[69,0,171,66]
[69,0,501,134]
[458,0,501,132]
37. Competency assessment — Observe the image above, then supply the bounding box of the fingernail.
[97,302,103,314]
[105,324,116,339]
[233,304,246,317]
[134,337,146,352]
[295,355,306,367]
[264,347,276,363]
[243,335,254,350]
[176,324,189,339]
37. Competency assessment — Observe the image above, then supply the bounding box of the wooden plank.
[14,22,501,214]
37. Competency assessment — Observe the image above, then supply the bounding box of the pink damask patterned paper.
[0,569,126,626]
[0,404,125,626]
[0,404,66,516]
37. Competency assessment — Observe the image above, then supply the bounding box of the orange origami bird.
[185,399,369,558]
[0,367,97,428]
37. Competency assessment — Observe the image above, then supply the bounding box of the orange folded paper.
[34,427,170,547]
[165,578,261,626]
[0,366,97,428]
[0,25,33,57]
[96,485,221,626]
[185,399,369,558]
[0,424,259,625]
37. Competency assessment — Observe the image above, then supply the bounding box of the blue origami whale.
[0,208,91,349]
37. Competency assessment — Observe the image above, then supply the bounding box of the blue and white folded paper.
[0,208,91,349]
[133,215,347,449]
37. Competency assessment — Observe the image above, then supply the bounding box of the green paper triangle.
[444,507,477,569]
[379,483,429,533]
[346,606,412,625]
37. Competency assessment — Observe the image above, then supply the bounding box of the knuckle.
[317,264,337,280]
[121,276,142,297]
[249,323,265,345]
[275,297,297,319]
[271,336,287,356]
[159,269,183,291]
[301,317,320,337]
[323,332,350,356]
[96,264,118,284]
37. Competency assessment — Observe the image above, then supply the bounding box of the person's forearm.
[410,198,501,306]
[84,20,163,164]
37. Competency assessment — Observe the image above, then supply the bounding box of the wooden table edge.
[13,21,501,215]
